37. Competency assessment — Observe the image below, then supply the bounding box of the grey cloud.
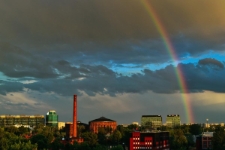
[198,58,224,69]
[0,43,58,78]
[0,80,24,95]
[0,0,225,56]
[1,58,225,97]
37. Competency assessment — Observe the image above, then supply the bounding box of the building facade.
[46,110,58,127]
[89,116,117,133]
[196,132,213,150]
[129,131,170,150]
[141,115,162,130]
[166,114,181,128]
[0,115,45,127]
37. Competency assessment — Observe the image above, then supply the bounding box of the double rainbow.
[141,0,194,123]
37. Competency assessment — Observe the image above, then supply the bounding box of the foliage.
[110,145,124,150]
[189,124,202,135]
[111,130,122,144]
[212,126,225,149]
[170,129,187,149]
[30,134,48,149]
[81,131,98,147]
[0,127,37,150]
[180,124,190,134]
[77,125,85,137]
[97,128,107,145]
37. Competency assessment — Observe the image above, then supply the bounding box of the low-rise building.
[89,116,117,133]
[196,132,213,150]
[129,131,170,150]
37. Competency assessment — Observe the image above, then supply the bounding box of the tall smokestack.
[73,95,77,137]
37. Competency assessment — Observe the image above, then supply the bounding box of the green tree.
[180,124,190,134]
[77,125,85,137]
[189,124,202,135]
[111,130,122,144]
[93,144,107,150]
[170,129,187,149]
[30,134,48,150]
[110,145,124,150]
[10,140,37,150]
[97,128,107,145]
[81,132,98,147]
[0,138,9,150]
[212,126,225,149]
[17,126,30,135]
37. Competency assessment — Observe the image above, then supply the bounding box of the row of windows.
[132,146,170,149]
[132,147,152,149]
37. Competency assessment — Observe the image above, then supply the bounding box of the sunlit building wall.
[0,115,45,127]
[166,115,181,128]
[89,116,117,133]
[141,115,162,130]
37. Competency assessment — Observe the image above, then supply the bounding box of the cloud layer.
[0,0,225,123]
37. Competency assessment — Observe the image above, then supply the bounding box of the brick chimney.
[73,95,77,137]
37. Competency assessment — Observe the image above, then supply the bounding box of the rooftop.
[89,116,116,122]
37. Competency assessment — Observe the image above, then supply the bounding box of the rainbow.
[141,0,194,123]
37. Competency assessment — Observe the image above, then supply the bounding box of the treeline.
[0,123,225,150]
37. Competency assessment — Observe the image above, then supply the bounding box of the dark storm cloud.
[18,59,224,96]
[0,0,225,97]
[198,58,224,69]
[0,43,58,78]
[1,57,225,96]
[0,0,225,58]
[0,80,24,95]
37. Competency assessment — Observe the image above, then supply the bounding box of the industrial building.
[46,110,58,127]
[141,115,162,130]
[166,114,181,128]
[64,95,83,143]
[0,115,45,127]
[129,131,170,150]
[89,116,117,133]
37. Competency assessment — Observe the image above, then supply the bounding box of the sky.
[0,0,225,125]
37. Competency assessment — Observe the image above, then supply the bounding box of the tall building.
[141,115,162,130]
[166,114,181,128]
[64,95,83,143]
[0,115,44,127]
[73,95,77,137]
[89,116,117,133]
[46,110,58,127]
[129,131,170,150]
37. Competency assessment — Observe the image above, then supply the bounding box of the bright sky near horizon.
[0,0,225,125]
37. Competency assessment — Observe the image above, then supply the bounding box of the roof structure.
[89,116,115,122]
[142,115,162,117]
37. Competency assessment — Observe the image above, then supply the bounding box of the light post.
[206,119,209,132]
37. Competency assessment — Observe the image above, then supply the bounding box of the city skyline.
[0,0,225,125]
